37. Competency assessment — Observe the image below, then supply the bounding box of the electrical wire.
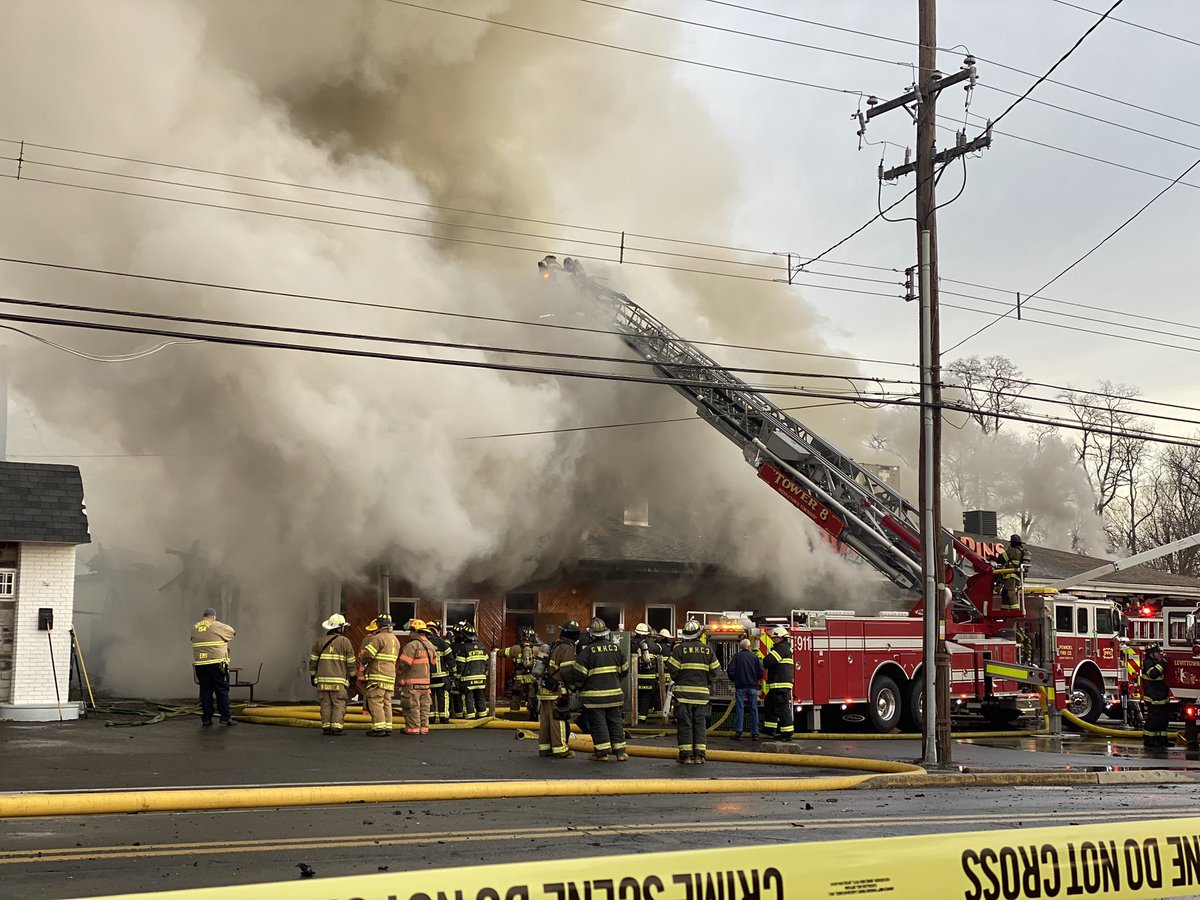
[4,300,1198,449]
[1045,0,1200,51]
[379,0,868,99]
[700,0,1200,135]
[986,0,1125,129]
[946,152,1200,353]
[0,324,197,362]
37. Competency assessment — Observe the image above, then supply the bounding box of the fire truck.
[541,255,1060,733]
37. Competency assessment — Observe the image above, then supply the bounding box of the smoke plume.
[1,1,882,697]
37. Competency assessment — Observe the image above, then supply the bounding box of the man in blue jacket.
[727,638,763,741]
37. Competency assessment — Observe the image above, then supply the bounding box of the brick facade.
[3,543,79,719]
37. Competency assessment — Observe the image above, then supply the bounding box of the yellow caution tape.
[85,816,1200,899]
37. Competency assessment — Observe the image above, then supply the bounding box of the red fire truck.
[540,256,1110,733]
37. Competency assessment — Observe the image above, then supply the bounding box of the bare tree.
[946,355,1029,434]
[1058,382,1151,551]
[1140,443,1200,577]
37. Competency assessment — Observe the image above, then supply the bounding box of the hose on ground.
[1063,709,1144,738]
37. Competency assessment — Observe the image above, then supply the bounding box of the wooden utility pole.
[864,1,988,766]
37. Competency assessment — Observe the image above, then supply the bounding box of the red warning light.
[1141,605,1154,617]
[1186,706,1198,720]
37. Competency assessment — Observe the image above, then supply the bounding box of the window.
[1168,612,1190,647]
[389,598,418,631]
[444,600,479,631]
[1055,606,1073,635]
[1095,606,1118,636]
[505,592,538,612]
[1076,607,1090,636]
[593,603,625,630]
[0,570,13,600]
[623,501,650,527]
[645,604,674,635]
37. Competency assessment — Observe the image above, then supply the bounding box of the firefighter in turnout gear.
[1141,643,1172,749]
[762,625,795,740]
[633,622,662,723]
[502,626,541,720]
[191,607,236,727]
[453,621,490,719]
[359,614,400,736]
[397,619,437,734]
[538,619,580,759]
[568,617,630,761]
[309,613,356,736]
[426,620,451,724]
[996,534,1029,611]
[666,619,721,764]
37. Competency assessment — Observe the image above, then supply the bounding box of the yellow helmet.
[408,618,429,632]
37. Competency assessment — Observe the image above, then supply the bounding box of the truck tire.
[868,675,902,733]
[1069,679,1104,725]
[905,679,925,733]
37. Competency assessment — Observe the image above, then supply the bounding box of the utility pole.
[862,1,989,766]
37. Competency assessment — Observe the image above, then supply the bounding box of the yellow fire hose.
[1062,709,1146,739]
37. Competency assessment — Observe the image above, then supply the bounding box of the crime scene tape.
[87,815,1200,900]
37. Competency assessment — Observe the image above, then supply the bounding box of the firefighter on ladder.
[996,534,1029,611]
[762,625,795,740]
[1140,643,1172,750]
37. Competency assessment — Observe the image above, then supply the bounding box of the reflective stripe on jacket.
[503,643,538,684]
[428,634,450,685]
[1141,657,1171,704]
[635,638,662,686]
[537,639,577,701]
[454,640,489,687]
[191,619,235,666]
[309,633,356,688]
[666,639,720,705]
[360,632,401,685]
[764,637,795,691]
[570,638,629,708]
[397,636,437,687]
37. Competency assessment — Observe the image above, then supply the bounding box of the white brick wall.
[8,543,77,706]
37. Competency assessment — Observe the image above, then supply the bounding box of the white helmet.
[770,625,789,638]
[321,613,348,631]
[634,623,652,635]
[658,628,672,639]
[681,619,703,639]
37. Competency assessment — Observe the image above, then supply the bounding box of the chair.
[228,663,263,703]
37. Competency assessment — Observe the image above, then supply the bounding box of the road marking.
[3,806,1197,866]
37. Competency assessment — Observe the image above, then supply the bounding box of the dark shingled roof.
[0,462,90,544]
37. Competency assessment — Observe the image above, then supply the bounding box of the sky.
[0,1,1196,692]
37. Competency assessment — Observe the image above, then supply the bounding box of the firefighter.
[397,619,438,735]
[537,618,580,759]
[658,627,675,722]
[632,623,662,723]
[1141,643,1172,750]
[762,625,795,740]
[502,626,540,720]
[666,619,721,764]
[358,614,400,736]
[425,620,451,724]
[191,607,237,727]
[454,621,490,718]
[308,613,356,736]
[568,617,630,761]
[996,534,1029,611]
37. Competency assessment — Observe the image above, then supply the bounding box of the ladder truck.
[539,255,1054,732]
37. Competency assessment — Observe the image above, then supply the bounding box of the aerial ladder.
[539,255,997,619]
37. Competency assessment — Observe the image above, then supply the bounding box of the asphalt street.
[3,714,1200,898]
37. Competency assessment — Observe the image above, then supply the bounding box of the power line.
[989,0,1125,129]
[0,255,917,372]
[702,0,1200,134]
[379,0,868,98]
[1045,0,1200,51]
[4,299,1198,449]
[946,152,1200,353]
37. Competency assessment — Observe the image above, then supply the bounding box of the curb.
[859,769,1198,789]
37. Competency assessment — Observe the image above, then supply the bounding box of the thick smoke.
[1,1,883,697]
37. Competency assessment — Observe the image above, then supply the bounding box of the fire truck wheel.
[1069,679,1104,725]
[868,675,902,733]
